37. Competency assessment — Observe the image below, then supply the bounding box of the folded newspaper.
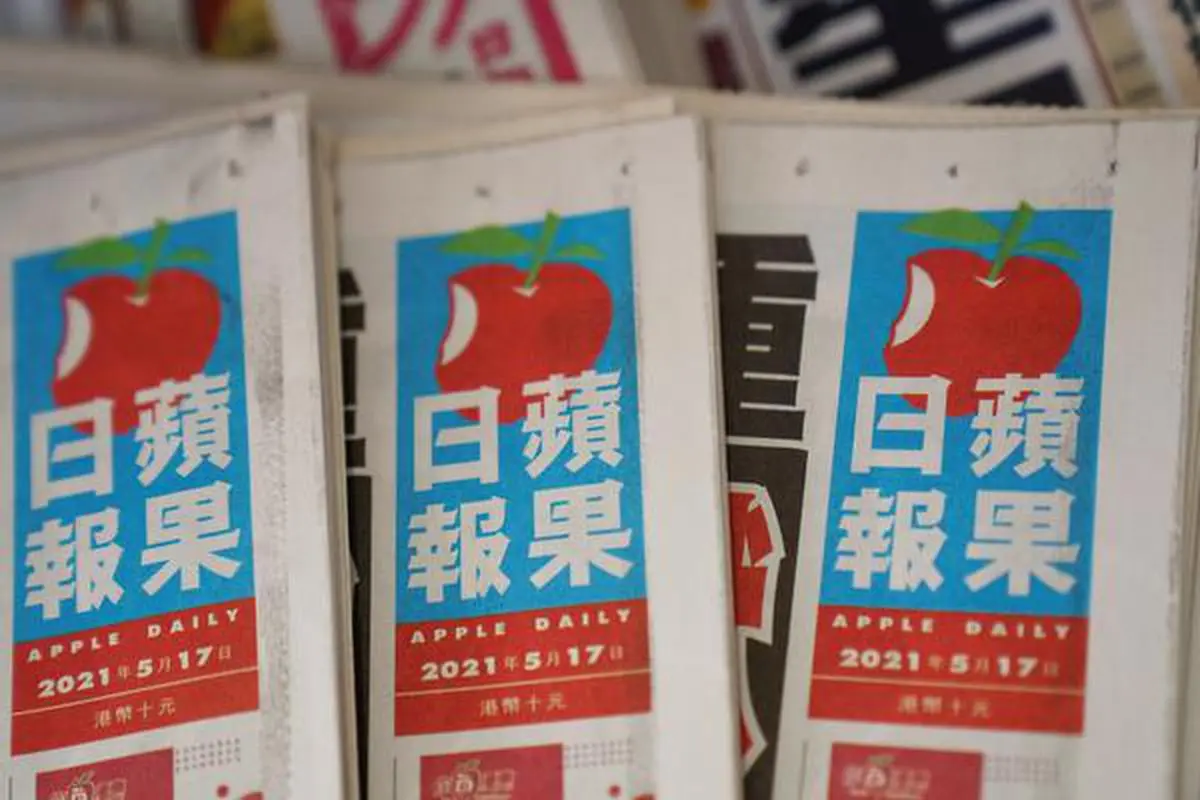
[2,45,1200,800]
[0,98,356,799]
[332,101,740,800]
[14,0,1200,109]
[687,0,1200,108]
[327,101,1200,800]
[4,0,705,88]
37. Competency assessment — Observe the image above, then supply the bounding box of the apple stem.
[987,201,1034,282]
[135,218,170,298]
[523,211,561,289]
[135,265,154,299]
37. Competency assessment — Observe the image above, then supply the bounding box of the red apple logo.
[435,211,613,423]
[53,218,221,433]
[884,202,1083,416]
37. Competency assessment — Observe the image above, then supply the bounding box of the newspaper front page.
[709,116,1197,800]
[689,0,1200,107]
[0,100,353,799]
[335,111,741,800]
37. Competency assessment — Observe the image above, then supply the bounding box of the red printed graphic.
[216,785,264,800]
[607,789,653,800]
[828,743,983,800]
[809,606,1086,733]
[318,0,579,80]
[436,211,613,422]
[731,484,784,637]
[53,218,221,432]
[13,597,259,753]
[884,203,1082,415]
[396,599,650,735]
[421,744,563,800]
[728,482,784,768]
[36,748,174,800]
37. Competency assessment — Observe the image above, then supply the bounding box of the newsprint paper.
[0,98,355,800]
[688,0,1200,108]
[708,117,1198,800]
[333,110,742,800]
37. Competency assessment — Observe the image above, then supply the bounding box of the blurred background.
[2,0,1198,109]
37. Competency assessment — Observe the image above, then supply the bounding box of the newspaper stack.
[10,1,1200,108]
[0,43,1198,800]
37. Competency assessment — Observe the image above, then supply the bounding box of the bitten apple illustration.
[884,202,1083,416]
[53,218,221,433]
[436,211,613,422]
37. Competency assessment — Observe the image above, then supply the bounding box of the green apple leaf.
[55,237,143,270]
[441,226,536,257]
[553,243,604,260]
[1016,239,1080,260]
[901,209,1003,244]
[163,247,212,264]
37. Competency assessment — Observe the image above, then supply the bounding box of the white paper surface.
[337,112,740,800]
[689,0,1175,107]
[0,98,351,800]
[708,117,1198,800]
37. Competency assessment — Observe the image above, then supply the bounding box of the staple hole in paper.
[242,114,276,135]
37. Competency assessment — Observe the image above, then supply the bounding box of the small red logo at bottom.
[829,743,983,800]
[421,744,563,800]
[36,748,173,800]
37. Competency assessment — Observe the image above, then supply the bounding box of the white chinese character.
[966,490,1078,596]
[135,379,182,486]
[835,488,945,591]
[523,370,623,476]
[407,503,458,603]
[31,399,114,509]
[523,375,570,478]
[566,370,622,472]
[75,508,124,612]
[407,498,510,603]
[1021,376,1083,478]
[851,376,948,475]
[25,518,74,619]
[135,373,233,486]
[890,490,947,591]
[970,378,1024,476]
[25,507,122,620]
[178,372,232,475]
[529,480,633,588]
[834,488,892,589]
[971,374,1082,478]
[142,481,241,594]
[414,389,500,490]
[460,498,510,600]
